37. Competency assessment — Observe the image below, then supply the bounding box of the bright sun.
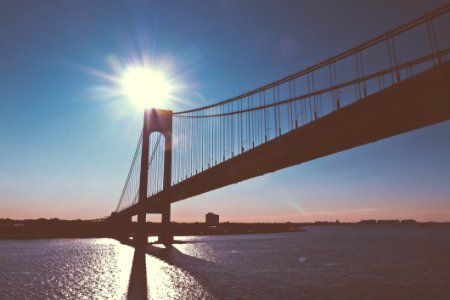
[120,66,172,109]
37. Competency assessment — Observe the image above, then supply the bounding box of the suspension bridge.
[107,4,450,244]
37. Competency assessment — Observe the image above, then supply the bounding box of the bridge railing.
[170,4,450,185]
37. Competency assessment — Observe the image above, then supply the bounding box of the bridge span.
[108,4,450,244]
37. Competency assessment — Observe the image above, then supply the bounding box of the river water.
[1,225,450,299]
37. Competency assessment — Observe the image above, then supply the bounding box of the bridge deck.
[120,61,450,217]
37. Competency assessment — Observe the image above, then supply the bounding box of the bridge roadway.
[117,61,450,219]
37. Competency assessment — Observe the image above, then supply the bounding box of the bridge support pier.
[108,212,133,242]
[157,204,173,244]
[135,210,148,245]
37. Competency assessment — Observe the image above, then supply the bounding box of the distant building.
[206,213,219,226]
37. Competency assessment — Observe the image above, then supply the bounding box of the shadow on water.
[145,243,213,269]
[127,246,148,300]
[125,240,219,299]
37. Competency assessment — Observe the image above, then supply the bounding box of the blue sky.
[1,0,449,221]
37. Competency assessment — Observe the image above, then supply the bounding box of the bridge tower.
[137,108,173,244]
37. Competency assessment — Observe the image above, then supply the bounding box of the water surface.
[1,225,450,299]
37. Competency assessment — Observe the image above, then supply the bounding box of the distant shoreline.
[0,218,448,239]
[0,229,305,240]
[0,219,305,239]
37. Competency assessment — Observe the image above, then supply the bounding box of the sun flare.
[120,66,173,109]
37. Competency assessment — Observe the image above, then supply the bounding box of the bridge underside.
[119,61,450,218]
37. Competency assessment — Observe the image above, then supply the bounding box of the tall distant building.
[205,212,219,226]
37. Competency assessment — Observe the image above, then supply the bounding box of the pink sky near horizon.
[2,202,449,223]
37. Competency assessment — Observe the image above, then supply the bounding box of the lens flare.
[120,66,173,109]
[84,53,188,118]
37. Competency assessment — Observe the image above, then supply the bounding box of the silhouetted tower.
[137,108,173,244]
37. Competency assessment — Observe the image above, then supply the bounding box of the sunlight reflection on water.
[0,239,135,299]
[0,238,214,299]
